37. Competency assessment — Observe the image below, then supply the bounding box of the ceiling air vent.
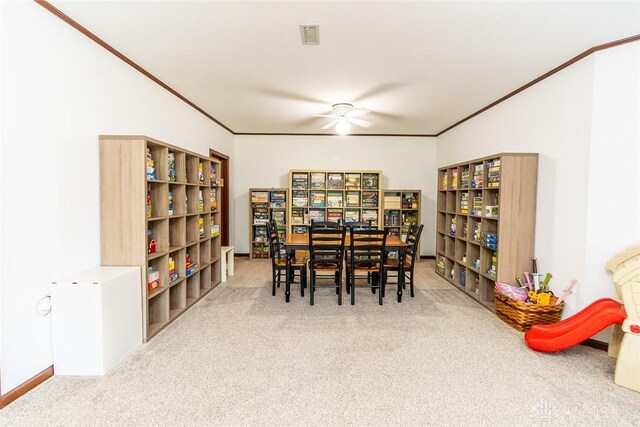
[300,25,319,45]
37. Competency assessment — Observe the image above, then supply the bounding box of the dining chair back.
[267,219,306,297]
[307,225,346,305]
[310,219,341,229]
[383,223,424,298]
[347,227,387,305]
[267,219,283,260]
[343,220,373,231]
[405,223,424,273]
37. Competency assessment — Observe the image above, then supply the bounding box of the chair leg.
[410,270,415,298]
[272,269,276,296]
[280,269,291,296]
[350,271,355,306]
[379,272,383,291]
[310,271,315,306]
[338,271,342,305]
[345,270,350,295]
[300,267,306,297]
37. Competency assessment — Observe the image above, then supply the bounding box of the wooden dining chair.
[383,224,424,298]
[307,225,346,305]
[342,220,374,292]
[267,219,306,297]
[346,227,387,305]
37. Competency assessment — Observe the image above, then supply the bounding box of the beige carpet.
[1,259,639,426]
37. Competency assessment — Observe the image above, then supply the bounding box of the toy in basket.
[495,282,528,301]
[494,282,564,332]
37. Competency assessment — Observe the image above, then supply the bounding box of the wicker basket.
[494,289,564,332]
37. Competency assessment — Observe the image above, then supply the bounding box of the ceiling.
[50,1,640,136]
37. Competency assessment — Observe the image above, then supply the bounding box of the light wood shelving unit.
[383,189,422,237]
[383,189,422,255]
[287,170,382,234]
[100,135,223,341]
[436,153,538,311]
[249,188,287,259]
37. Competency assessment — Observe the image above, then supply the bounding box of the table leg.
[397,247,405,303]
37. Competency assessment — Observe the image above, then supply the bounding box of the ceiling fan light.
[336,119,350,135]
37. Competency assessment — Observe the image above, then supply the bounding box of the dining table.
[282,233,409,303]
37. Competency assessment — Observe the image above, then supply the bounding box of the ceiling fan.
[311,103,373,134]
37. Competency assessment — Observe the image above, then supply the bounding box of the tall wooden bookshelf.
[383,189,421,237]
[100,136,223,341]
[383,189,422,255]
[436,153,538,311]
[287,170,382,233]
[249,188,287,259]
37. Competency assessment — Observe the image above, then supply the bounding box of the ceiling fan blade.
[347,117,373,128]
[346,108,370,118]
[321,119,340,130]
[310,114,337,118]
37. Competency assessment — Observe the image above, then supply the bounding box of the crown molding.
[34,0,234,135]
[437,33,640,136]
[234,132,438,137]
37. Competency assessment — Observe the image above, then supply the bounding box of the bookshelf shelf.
[147,285,168,300]
[147,322,165,338]
[169,308,185,320]
[100,135,223,342]
[147,251,168,261]
[287,170,382,233]
[250,188,287,259]
[436,153,538,312]
[169,277,185,287]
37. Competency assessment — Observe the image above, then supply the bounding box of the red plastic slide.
[525,298,626,352]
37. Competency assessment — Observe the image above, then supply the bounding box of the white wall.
[233,135,437,255]
[0,2,233,393]
[583,43,640,311]
[437,43,640,328]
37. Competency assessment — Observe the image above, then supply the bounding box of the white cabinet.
[51,266,142,375]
